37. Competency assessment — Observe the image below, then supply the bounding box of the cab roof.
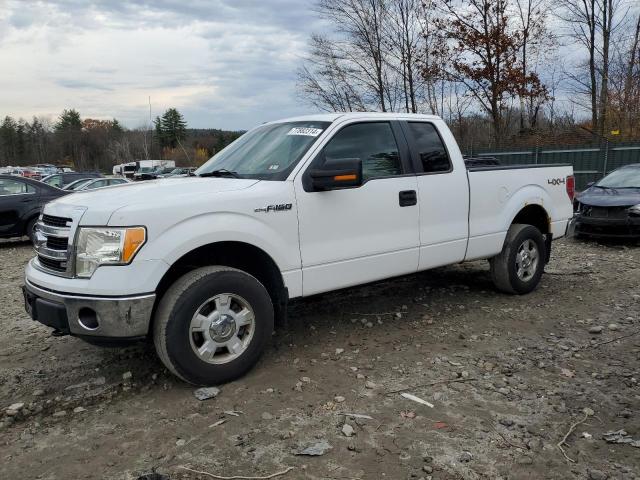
[266,112,442,125]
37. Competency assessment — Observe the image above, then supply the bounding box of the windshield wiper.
[199,169,241,178]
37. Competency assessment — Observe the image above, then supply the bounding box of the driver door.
[294,120,420,296]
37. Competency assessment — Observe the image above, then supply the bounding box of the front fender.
[137,211,301,273]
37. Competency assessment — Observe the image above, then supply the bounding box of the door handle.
[399,190,417,207]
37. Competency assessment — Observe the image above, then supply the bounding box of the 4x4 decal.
[547,178,566,186]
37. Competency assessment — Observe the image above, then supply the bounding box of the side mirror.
[308,158,363,191]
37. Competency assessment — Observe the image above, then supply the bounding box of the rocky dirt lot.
[0,238,639,480]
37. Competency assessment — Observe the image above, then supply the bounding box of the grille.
[35,212,74,277]
[42,214,72,228]
[46,236,69,251]
[37,256,67,272]
[584,206,629,219]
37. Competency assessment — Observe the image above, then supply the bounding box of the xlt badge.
[254,203,293,213]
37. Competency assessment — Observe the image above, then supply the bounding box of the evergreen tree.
[111,118,124,134]
[0,116,18,165]
[55,109,82,132]
[155,108,187,148]
[54,109,82,167]
[15,120,26,161]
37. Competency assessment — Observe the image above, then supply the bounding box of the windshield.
[196,121,331,180]
[597,167,640,188]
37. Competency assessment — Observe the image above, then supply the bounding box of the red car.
[22,168,42,181]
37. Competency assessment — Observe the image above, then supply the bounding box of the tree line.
[297,0,640,147]
[0,108,242,171]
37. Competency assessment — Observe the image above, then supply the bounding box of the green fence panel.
[465,141,640,190]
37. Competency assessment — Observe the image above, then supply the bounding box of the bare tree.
[608,10,640,136]
[315,0,392,111]
[430,0,549,144]
[557,0,627,135]
[515,0,554,130]
[386,0,422,112]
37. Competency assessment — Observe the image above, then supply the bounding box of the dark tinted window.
[324,123,402,180]
[408,122,451,173]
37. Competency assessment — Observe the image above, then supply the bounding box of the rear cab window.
[404,122,452,174]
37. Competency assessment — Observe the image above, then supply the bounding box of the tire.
[153,266,274,385]
[489,224,546,295]
[26,217,38,244]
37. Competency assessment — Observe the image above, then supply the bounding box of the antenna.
[144,95,153,160]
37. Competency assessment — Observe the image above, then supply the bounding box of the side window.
[323,122,402,180]
[408,122,451,174]
[45,175,63,188]
[0,179,32,195]
[91,180,107,188]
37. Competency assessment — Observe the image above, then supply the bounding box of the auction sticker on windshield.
[287,127,323,137]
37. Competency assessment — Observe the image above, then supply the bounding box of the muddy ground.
[0,238,638,480]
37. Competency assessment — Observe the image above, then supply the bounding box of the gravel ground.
[0,237,639,480]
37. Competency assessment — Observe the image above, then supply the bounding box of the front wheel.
[489,224,546,295]
[153,266,274,385]
[26,217,38,245]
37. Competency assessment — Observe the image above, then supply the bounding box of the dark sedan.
[0,175,69,242]
[573,164,640,239]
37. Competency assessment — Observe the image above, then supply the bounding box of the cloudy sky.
[0,0,326,130]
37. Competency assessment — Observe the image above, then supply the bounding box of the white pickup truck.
[23,113,574,385]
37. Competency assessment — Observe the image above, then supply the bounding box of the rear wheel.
[153,266,274,385]
[490,224,546,294]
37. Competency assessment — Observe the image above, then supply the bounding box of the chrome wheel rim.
[189,293,255,364]
[515,239,539,282]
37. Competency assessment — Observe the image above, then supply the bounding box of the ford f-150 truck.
[23,113,574,385]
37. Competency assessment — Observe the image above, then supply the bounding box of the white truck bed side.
[465,165,574,261]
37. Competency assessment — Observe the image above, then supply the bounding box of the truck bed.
[464,164,574,261]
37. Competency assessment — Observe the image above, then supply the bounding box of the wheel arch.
[152,241,288,332]
[510,203,551,234]
[22,211,41,236]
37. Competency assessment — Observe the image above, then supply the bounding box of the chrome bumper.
[23,279,155,338]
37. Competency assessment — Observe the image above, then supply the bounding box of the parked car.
[134,166,176,181]
[157,167,196,178]
[62,178,95,191]
[464,156,500,168]
[77,178,130,190]
[572,164,640,239]
[23,113,574,385]
[0,174,68,242]
[22,168,43,181]
[34,164,58,176]
[41,172,102,188]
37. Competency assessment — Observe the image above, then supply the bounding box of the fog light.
[78,308,99,330]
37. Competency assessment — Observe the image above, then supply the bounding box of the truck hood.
[48,177,260,225]
[576,186,640,207]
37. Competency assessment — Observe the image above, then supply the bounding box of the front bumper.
[572,214,640,239]
[22,279,155,338]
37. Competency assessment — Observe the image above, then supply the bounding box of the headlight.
[629,204,640,216]
[75,227,146,278]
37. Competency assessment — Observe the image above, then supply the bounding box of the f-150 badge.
[254,203,293,213]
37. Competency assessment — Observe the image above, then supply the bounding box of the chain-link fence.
[463,140,640,190]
